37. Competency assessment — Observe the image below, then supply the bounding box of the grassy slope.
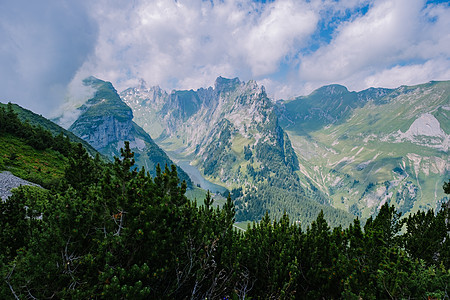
[0,102,101,158]
[284,81,449,219]
[0,134,67,187]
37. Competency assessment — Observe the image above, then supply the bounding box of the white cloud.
[300,0,422,80]
[76,0,321,93]
[363,59,450,89]
[80,0,448,100]
[297,0,450,94]
[244,0,318,76]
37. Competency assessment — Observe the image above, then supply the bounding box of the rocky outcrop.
[0,171,42,201]
[122,76,299,184]
[387,113,450,151]
[66,77,192,186]
[72,115,133,150]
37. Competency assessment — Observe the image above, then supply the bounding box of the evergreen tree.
[443,180,450,194]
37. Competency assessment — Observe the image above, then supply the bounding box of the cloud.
[0,0,98,117]
[1,0,448,114]
[244,1,318,76]
[77,0,321,92]
[81,0,448,99]
[363,59,450,89]
[298,0,450,93]
[55,73,97,129]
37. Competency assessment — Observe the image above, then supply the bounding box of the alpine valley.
[49,75,450,226]
[277,81,449,219]
[120,77,449,224]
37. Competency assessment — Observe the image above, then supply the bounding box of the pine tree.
[443,180,450,194]
[64,143,97,192]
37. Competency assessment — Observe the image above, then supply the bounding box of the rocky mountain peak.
[214,76,242,93]
[66,77,192,185]
[137,78,148,90]
[69,78,134,149]
[357,87,393,101]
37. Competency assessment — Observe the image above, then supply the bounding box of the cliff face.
[66,77,192,186]
[122,76,299,185]
[72,115,132,150]
[69,76,133,150]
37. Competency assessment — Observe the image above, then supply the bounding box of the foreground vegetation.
[1,103,450,299]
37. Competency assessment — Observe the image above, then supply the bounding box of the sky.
[0,0,449,117]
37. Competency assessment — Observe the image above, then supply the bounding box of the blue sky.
[1,0,449,116]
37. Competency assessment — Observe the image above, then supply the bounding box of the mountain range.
[278,81,449,218]
[121,77,348,225]
[121,77,448,222]
[45,76,449,225]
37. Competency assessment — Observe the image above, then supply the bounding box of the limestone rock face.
[66,76,192,185]
[74,114,133,150]
[122,76,299,184]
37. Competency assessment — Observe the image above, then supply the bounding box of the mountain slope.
[122,77,353,226]
[0,103,80,188]
[277,84,393,134]
[0,102,99,158]
[66,77,192,186]
[277,81,449,218]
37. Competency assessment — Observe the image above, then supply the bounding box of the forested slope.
[0,102,99,158]
[0,102,100,188]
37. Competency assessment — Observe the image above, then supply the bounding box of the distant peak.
[214,76,241,92]
[314,84,349,95]
[82,76,114,91]
[82,76,101,85]
[138,78,148,90]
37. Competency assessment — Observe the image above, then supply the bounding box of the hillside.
[0,102,100,158]
[2,127,449,299]
[0,133,67,188]
[0,103,78,188]
[277,81,449,218]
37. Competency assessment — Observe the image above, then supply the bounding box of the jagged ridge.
[122,77,352,226]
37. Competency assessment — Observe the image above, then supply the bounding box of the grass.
[185,186,208,203]
[230,134,253,154]
[0,134,67,188]
[233,221,251,231]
